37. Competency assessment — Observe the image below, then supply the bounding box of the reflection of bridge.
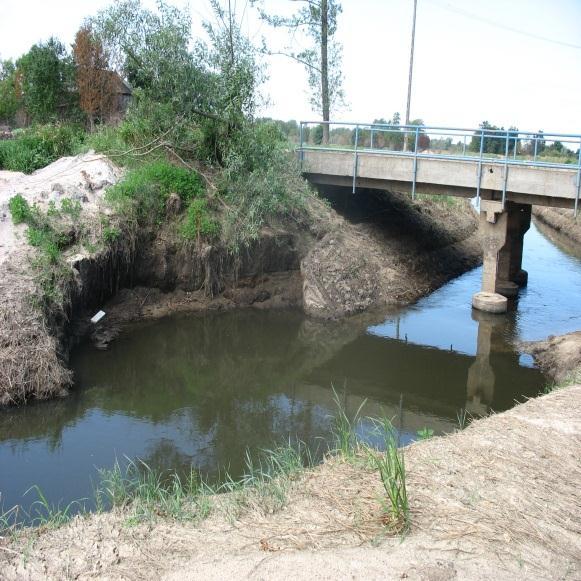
[298,122,581,313]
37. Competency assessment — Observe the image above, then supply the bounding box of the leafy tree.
[256,0,345,144]
[73,26,116,130]
[16,38,77,123]
[0,59,19,123]
[90,0,212,120]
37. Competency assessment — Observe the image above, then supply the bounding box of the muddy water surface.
[1,221,579,517]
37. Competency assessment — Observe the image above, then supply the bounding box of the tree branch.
[269,51,321,73]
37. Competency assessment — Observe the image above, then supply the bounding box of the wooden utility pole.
[405,0,417,128]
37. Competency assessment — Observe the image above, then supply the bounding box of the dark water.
[1,221,580,517]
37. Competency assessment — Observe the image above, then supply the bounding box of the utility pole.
[405,0,418,128]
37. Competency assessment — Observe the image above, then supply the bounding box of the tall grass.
[366,418,409,533]
[330,391,410,533]
[330,386,366,457]
[96,459,212,524]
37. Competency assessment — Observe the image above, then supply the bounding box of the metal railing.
[297,121,581,214]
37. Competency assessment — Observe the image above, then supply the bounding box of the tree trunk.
[320,0,330,145]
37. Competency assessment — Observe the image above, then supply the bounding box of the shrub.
[181,198,220,240]
[106,160,205,222]
[0,124,86,173]
[8,194,31,224]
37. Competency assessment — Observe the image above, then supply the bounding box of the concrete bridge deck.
[301,148,580,209]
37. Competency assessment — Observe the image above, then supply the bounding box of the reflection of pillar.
[466,310,504,416]
[497,202,532,294]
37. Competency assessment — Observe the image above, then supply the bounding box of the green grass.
[365,417,409,533]
[181,198,220,241]
[96,459,211,524]
[416,427,434,440]
[330,386,366,458]
[105,160,213,240]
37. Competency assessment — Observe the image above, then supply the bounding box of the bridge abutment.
[472,200,532,314]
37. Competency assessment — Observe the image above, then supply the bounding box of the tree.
[256,0,345,144]
[90,0,210,118]
[73,26,116,130]
[0,59,19,124]
[16,38,76,123]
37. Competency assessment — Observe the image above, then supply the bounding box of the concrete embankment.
[2,338,579,580]
[0,155,481,406]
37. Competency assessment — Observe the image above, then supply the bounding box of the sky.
[0,0,580,134]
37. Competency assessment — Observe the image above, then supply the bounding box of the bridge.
[297,121,581,314]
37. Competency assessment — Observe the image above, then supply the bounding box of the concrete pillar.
[472,200,509,314]
[496,202,532,295]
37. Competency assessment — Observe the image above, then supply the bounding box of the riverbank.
[0,154,481,405]
[2,366,579,580]
[533,206,581,247]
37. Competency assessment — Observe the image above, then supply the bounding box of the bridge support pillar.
[472,201,532,313]
[472,201,509,313]
[497,202,531,291]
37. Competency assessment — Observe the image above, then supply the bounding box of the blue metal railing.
[297,121,581,214]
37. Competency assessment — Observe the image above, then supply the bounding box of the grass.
[96,459,212,524]
[366,418,409,533]
[328,389,410,533]
[0,124,86,173]
[330,386,366,458]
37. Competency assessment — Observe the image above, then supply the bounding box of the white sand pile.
[0,151,121,265]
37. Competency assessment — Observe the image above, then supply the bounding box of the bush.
[8,194,31,224]
[181,198,220,240]
[106,160,205,223]
[219,121,310,251]
[0,124,86,173]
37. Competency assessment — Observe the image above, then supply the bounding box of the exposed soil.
[2,381,579,580]
[533,206,581,246]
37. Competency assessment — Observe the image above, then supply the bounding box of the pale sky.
[1,0,580,134]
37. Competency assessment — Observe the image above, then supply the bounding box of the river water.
[1,220,580,518]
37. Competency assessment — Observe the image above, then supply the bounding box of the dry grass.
[0,266,72,405]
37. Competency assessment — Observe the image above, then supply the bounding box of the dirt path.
[3,384,579,580]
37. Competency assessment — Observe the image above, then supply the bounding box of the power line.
[427,0,581,50]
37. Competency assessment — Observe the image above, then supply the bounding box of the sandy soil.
[0,153,123,405]
[0,152,121,266]
[2,383,579,580]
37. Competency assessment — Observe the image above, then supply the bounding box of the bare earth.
[2,384,579,580]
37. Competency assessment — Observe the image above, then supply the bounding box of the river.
[1,219,580,519]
